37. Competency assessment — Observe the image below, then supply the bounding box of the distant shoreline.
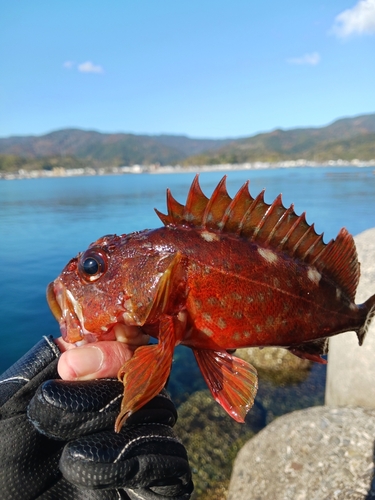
[2,158,375,180]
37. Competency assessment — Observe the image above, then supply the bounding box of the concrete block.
[325,228,375,408]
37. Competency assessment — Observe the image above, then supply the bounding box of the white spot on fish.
[191,262,200,272]
[283,301,290,312]
[336,288,341,300]
[258,247,278,264]
[207,297,219,306]
[266,316,274,327]
[195,299,203,310]
[218,317,227,329]
[203,312,212,322]
[202,327,214,337]
[233,311,243,319]
[200,230,219,242]
[273,277,280,288]
[124,299,134,311]
[231,292,243,301]
[307,267,321,285]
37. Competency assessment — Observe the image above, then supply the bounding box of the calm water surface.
[1,167,374,407]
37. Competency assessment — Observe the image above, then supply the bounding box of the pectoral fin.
[193,349,258,423]
[147,251,188,321]
[115,315,176,432]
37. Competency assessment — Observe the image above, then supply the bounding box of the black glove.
[0,336,193,500]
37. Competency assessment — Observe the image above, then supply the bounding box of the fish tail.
[357,293,375,346]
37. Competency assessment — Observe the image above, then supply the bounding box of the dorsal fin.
[155,175,360,300]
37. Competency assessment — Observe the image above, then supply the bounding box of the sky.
[1,0,375,139]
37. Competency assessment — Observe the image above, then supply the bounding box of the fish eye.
[78,248,108,282]
[83,257,100,274]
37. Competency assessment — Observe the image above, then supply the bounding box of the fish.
[47,175,375,431]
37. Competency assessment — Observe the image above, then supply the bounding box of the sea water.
[1,167,374,410]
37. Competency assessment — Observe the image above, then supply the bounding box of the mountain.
[0,129,232,166]
[1,113,374,173]
[183,113,375,165]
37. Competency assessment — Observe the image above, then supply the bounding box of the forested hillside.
[1,113,374,173]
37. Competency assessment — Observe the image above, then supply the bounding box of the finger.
[57,341,139,381]
[55,337,77,352]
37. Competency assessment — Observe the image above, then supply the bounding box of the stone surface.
[238,346,312,385]
[326,228,375,408]
[228,406,375,500]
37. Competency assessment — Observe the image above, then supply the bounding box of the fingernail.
[65,346,104,379]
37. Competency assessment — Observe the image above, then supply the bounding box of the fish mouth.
[46,282,149,346]
[46,280,89,344]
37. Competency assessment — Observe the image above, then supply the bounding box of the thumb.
[56,331,150,381]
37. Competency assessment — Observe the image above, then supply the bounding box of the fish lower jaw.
[63,323,98,344]
[59,320,83,344]
[60,316,100,344]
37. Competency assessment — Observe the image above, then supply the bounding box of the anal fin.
[115,315,176,432]
[193,349,258,423]
[289,338,328,364]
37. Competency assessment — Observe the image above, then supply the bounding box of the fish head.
[47,230,177,345]
[47,233,140,344]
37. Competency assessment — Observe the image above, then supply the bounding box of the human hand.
[0,336,193,500]
[55,324,150,380]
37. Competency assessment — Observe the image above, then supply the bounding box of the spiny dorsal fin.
[155,175,360,300]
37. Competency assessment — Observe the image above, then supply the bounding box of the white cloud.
[77,61,104,74]
[287,52,321,66]
[331,0,375,37]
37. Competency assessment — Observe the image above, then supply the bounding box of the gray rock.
[228,406,375,500]
[326,228,375,407]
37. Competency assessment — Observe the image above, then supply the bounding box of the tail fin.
[357,293,375,346]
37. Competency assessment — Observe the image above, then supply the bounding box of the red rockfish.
[47,176,375,431]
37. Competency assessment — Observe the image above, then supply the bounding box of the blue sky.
[1,0,375,139]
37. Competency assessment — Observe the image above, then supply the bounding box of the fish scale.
[47,175,375,432]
